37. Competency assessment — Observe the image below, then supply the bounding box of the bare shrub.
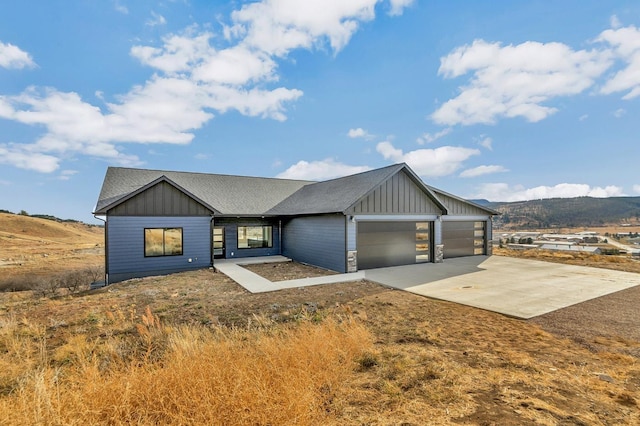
[9,268,103,298]
[29,276,62,298]
[60,270,90,294]
[0,276,36,292]
[86,265,104,283]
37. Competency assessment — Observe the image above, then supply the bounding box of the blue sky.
[1,0,640,223]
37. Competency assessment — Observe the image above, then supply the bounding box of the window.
[238,225,273,249]
[145,228,183,257]
[474,222,485,255]
[415,222,430,263]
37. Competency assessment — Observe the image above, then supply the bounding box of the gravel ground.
[530,285,640,357]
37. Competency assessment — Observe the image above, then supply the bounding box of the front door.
[213,226,225,258]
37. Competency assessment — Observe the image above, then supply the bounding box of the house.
[93,163,499,284]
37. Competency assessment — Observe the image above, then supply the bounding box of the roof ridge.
[303,162,404,185]
[107,166,315,184]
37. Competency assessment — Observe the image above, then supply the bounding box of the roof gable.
[94,167,311,215]
[347,169,444,215]
[104,177,216,216]
[267,163,448,215]
[266,164,405,215]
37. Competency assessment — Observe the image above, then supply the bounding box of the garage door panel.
[442,221,485,259]
[357,221,431,269]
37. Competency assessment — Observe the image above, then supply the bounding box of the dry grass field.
[1,214,639,424]
[0,212,104,289]
[493,246,640,274]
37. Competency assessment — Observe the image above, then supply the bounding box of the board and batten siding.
[109,181,211,216]
[435,192,488,216]
[347,170,442,215]
[107,216,211,283]
[282,215,346,272]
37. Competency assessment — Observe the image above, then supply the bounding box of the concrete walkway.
[214,255,640,319]
[214,256,365,293]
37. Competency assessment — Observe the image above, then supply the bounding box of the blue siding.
[282,215,346,272]
[213,218,282,259]
[107,216,211,283]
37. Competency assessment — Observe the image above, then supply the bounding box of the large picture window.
[145,228,183,257]
[238,225,273,249]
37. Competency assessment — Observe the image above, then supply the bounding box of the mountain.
[484,197,640,228]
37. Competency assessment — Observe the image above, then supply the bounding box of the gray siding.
[282,215,346,272]
[107,216,211,283]
[348,170,441,215]
[437,192,488,216]
[213,218,282,259]
[109,181,211,216]
[346,218,356,251]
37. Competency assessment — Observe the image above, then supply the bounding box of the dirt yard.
[1,214,639,424]
[243,260,337,281]
[2,261,639,424]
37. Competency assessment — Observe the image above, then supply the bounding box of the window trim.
[144,227,184,257]
[237,225,273,249]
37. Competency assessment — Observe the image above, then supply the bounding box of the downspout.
[93,214,108,285]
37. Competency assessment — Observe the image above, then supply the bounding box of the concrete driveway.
[364,256,640,319]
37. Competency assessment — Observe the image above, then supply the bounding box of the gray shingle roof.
[94,163,496,217]
[94,167,312,215]
[266,163,407,215]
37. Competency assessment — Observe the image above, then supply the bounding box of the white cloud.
[2,1,411,173]
[146,12,167,27]
[610,15,622,29]
[633,184,640,194]
[0,145,59,173]
[229,0,378,56]
[388,0,415,16]
[432,39,612,126]
[58,170,78,181]
[477,136,492,150]
[114,1,128,14]
[194,153,209,160]
[613,108,626,117]
[459,165,508,178]
[276,158,370,180]
[473,182,624,202]
[0,41,36,69]
[348,127,374,139]
[579,114,588,121]
[416,128,451,145]
[376,141,480,177]
[598,25,640,99]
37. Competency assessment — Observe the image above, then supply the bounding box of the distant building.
[539,244,601,254]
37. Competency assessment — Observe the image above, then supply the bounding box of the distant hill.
[484,197,640,228]
[0,212,103,243]
[0,210,97,226]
